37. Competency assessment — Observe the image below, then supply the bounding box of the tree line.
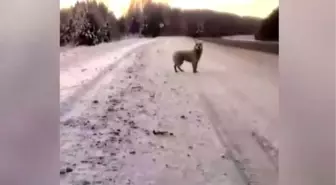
[254,8,278,41]
[60,1,277,46]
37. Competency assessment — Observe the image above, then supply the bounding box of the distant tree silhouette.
[140,18,149,36]
[117,17,126,33]
[141,3,165,37]
[129,16,140,34]
[125,1,262,38]
[255,8,278,41]
[147,14,163,37]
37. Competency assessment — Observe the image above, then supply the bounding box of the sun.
[104,0,132,18]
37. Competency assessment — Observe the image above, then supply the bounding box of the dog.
[173,39,203,73]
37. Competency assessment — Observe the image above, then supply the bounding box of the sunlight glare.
[60,0,278,18]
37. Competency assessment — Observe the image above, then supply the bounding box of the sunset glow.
[60,0,278,19]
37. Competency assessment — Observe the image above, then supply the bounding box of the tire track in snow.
[60,39,156,121]
[199,93,277,185]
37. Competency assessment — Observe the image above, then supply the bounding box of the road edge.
[199,37,279,55]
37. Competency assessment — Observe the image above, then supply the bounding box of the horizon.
[60,0,278,19]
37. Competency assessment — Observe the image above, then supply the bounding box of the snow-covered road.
[60,38,155,120]
[60,37,278,185]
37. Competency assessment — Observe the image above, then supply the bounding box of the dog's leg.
[174,64,178,73]
[192,61,198,73]
[177,63,184,72]
[178,66,184,72]
[195,61,199,73]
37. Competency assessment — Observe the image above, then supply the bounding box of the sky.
[60,0,278,19]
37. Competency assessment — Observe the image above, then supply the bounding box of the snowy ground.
[60,37,279,185]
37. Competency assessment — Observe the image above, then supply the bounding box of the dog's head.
[193,40,203,52]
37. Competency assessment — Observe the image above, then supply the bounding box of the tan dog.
[173,40,203,73]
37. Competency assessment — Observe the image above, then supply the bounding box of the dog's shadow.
[174,68,227,81]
